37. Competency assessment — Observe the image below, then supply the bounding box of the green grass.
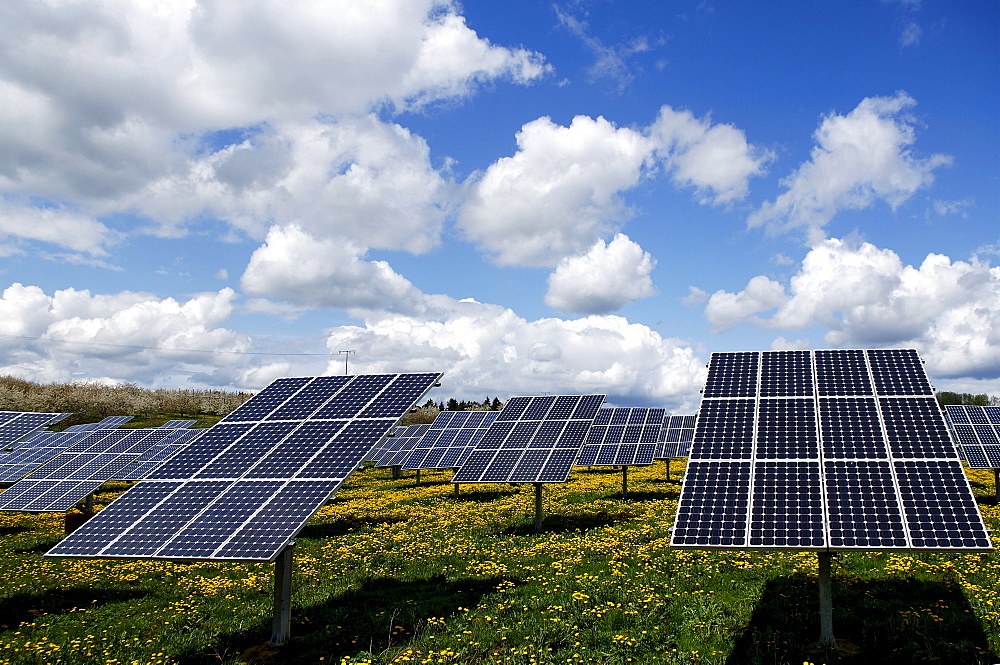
[0,463,996,664]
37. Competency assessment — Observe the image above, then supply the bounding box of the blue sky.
[0,0,996,410]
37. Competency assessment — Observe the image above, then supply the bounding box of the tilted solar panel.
[945,405,1000,470]
[671,349,991,552]
[0,428,174,511]
[376,424,432,468]
[48,372,441,561]
[0,412,70,449]
[452,395,605,484]
[654,414,696,460]
[0,430,92,482]
[62,416,134,433]
[402,410,499,471]
[114,429,207,481]
[577,407,663,466]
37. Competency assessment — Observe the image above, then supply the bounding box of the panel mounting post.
[269,542,296,646]
[454,481,460,498]
[817,551,835,647]
[665,458,671,481]
[621,465,628,500]
[82,494,94,515]
[533,483,544,531]
[415,469,421,485]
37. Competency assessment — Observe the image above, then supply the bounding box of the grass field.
[0,461,996,664]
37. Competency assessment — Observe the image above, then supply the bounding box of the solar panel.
[402,411,499,471]
[671,349,991,551]
[655,414,696,459]
[158,420,197,429]
[576,407,663,466]
[0,411,70,449]
[62,416,134,433]
[48,372,441,561]
[0,428,174,511]
[451,395,605,484]
[375,424,432,467]
[945,405,1000,469]
[114,429,207,481]
[0,430,93,482]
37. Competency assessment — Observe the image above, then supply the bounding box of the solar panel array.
[577,407,664,466]
[0,428,175,511]
[115,429,207,481]
[48,372,441,561]
[671,349,991,551]
[0,431,89,482]
[0,411,70,449]
[62,416,133,433]
[452,395,605,484]
[946,405,1000,469]
[402,410,499,471]
[655,415,697,460]
[375,424,432,467]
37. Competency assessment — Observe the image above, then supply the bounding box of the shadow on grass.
[17,536,63,554]
[0,587,149,629]
[176,575,504,664]
[726,572,996,665]
[501,511,639,535]
[451,489,518,503]
[608,490,679,502]
[0,525,31,536]
[297,516,410,540]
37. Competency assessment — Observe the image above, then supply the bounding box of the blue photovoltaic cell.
[115,430,207,481]
[0,428,173,512]
[402,411,497,471]
[944,405,1000,470]
[0,412,70,449]
[577,407,662,466]
[690,400,754,460]
[702,352,758,398]
[48,373,441,561]
[62,416,133,433]
[760,350,813,397]
[377,424,432,468]
[451,395,605,484]
[655,414,696,460]
[671,348,991,552]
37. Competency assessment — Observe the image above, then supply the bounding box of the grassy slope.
[0,462,995,665]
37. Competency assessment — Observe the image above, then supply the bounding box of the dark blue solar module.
[63,416,134,433]
[671,349,991,552]
[47,372,441,561]
[401,411,498,471]
[115,429,206,481]
[576,407,663,466]
[376,424,432,467]
[0,411,70,449]
[655,414,696,460]
[944,405,1000,470]
[0,428,173,512]
[451,395,605,484]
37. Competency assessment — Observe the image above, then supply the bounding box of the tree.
[446,398,460,411]
[491,397,502,410]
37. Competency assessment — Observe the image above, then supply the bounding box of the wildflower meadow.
[0,461,996,664]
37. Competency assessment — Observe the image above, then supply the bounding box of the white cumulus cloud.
[322,297,707,409]
[240,225,427,313]
[0,283,250,387]
[701,238,1000,380]
[544,233,657,314]
[748,92,951,242]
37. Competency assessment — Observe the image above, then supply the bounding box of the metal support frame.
[82,494,94,515]
[533,483,544,531]
[415,469,421,485]
[269,542,296,646]
[817,551,835,647]
[391,466,401,480]
[621,465,629,499]
[454,482,460,498]
[665,458,671,481]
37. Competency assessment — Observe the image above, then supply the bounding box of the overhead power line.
[0,333,332,357]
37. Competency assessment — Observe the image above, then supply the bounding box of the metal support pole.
[622,465,628,500]
[415,469,421,485]
[82,494,94,515]
[533,483,544,531]
[817,551,835,647]
[454,482,460,498]
[665,458,671,481]
[269,543,295,646]
[391,466,401,480]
